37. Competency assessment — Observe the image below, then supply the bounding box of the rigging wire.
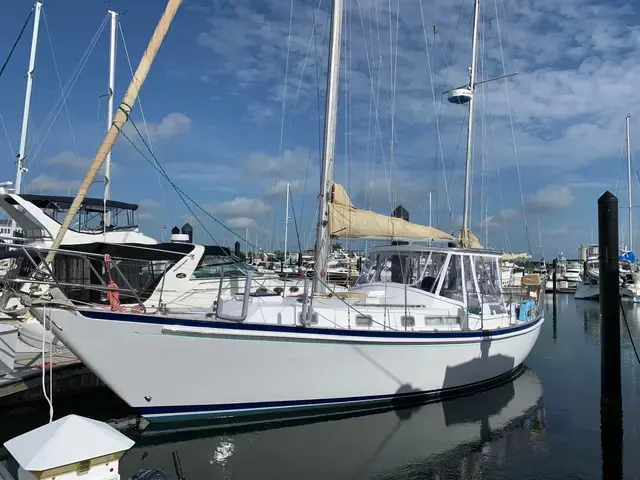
[266,0,296,252]
[0,110,15,158]
[418,0,452,225]
[487,92,512,252]
[353,0,391,209]
[438,107,468,231]
[614,121,627,199]
[25,14,109,170]
[620,295,640,366]
[118,114,261,253]
[42,10,82,168]
[0,7,34,81]
[288,0,326,251]
[288,186,303,255]
[493,0,532,255]
[118,21,173,229]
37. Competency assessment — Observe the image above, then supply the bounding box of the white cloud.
[208,197,271,218]
[43,151,89,170]
[480,209,519,228]
[227,217,258,229]
[26,174,79,193]
[148,113,192,140]
[245,101,275,124]
[267,179,303,198]
[526,186,575,215]
[244,147,311,179]
[42,150,120,177]
[138,198,161,220]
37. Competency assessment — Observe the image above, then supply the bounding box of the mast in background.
[626,114,632,251]
[104,10,118,227]
[14,1,43,197]
[284,181,290,263]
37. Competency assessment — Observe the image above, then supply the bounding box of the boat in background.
[563,260,581,287]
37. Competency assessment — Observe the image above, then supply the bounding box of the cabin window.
[439,254,464,302]
[463,255,481,308]
[190,255,260,280]
[418,252,447,292]
[473,256,504,313]
[356,250,449,289]
[356,252,410,284]
[355,315,373,326]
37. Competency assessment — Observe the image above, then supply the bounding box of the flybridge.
[3,193,139,232]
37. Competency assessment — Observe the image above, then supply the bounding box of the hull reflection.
[119,368,546,479]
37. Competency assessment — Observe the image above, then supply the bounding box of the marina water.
[1,293,639,479]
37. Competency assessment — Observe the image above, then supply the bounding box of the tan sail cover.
[458,227,483,249]
[329,183,454,241]
[503,252,531,261]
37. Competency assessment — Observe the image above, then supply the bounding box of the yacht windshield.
[191,255,261,279]
[356,248,504,311]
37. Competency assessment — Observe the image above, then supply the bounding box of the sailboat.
[26,0,543,423]
[575,115,640,302]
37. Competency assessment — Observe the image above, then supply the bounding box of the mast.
[45,0,183,263]
[312,0,344,294]
[461,0,481,234]
[626,114,632,251]
[15,1,42,196]
[104,10,118,227]
[428,190,432,226]
[284,181,290,264]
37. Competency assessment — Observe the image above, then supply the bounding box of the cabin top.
[7,194,139,212]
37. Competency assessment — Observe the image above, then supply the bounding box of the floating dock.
[0,354,102,406]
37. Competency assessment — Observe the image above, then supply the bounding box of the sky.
[0,0,639,259]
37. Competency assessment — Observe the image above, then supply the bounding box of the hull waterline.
[37,307,543,424]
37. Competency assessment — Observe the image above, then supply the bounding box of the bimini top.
[367,243,503,257]
[6,194,138,212]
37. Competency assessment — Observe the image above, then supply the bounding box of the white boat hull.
[38,307,543,423]
[621,284,640,303]
[575,282,599,300]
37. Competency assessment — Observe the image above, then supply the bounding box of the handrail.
[216,274,251,322]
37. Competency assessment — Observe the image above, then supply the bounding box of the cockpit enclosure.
[5,194,139,232]
[355,245,505,313]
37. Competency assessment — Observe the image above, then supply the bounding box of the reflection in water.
[575,298,640,350]
[116,368,546,480]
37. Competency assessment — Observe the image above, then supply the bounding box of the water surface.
[2,294,640,479]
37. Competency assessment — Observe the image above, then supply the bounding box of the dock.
[0,352,102,407]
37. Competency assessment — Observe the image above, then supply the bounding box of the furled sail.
[329,183,454,241]
[458,227,482,249]
[503,252,531,261]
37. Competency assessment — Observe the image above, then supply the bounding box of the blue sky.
[0,0,638,259]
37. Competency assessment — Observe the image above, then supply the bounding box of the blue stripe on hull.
[79,309,543,340]
[139,366,526,423]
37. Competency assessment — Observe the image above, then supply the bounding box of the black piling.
[181,222,193,243]
[598,191,623,479]
[234,241,241,257]
[391,205,409,247]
